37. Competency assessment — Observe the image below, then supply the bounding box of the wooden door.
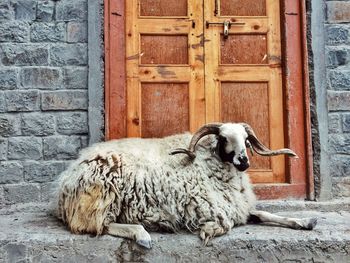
[204,0,285,183]
[125,0,205,138]
[105,0,312,199]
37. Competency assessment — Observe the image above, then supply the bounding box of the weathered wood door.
[204,0,285,183]
[124,0,284,184]
[105,0,312,199]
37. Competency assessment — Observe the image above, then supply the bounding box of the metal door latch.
[206,20,245,39]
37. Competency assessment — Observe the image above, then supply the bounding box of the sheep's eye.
[246,140,254,155]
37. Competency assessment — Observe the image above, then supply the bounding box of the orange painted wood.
[141,35,189,64]
[140,0,187,17]
[301,0,315,200]
[220,82,271,170]
[283,0,307,189]
[254,184,307,200]
[105,0,126,139]
[220,34,268,64]
[220,0,266,16]
[141,83,189,138]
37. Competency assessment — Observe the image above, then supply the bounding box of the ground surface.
[0,200,349,262]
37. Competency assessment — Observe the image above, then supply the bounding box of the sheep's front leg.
[249,210,317,230]
[200,221,228,245]
[106,223,152,249]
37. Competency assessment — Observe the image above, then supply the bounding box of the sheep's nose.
[238,156,248,164]
[236,156,250,171]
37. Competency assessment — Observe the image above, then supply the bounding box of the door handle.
[206,20,245,39]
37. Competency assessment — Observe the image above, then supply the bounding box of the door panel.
[140,0,187,17]
[220,0,266,16]
[220,82,271,170]
[204,0,285,183]
[141,83,189,138]
[126,0,205,138]
[140,35,189,64]
[220,34,268,64]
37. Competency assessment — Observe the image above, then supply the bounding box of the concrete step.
[0,202,349,263]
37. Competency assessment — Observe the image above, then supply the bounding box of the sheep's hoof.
[136,239,152,249]
[305,217,318,230]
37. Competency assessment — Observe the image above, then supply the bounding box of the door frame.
[104,0,314,200]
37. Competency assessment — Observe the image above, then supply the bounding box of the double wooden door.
[124,0,285,184]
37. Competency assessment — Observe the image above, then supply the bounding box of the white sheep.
[55,123,317,249]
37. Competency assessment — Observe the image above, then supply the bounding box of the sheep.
[55,122,317,249]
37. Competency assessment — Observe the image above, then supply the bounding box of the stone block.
[328,113,342,134]
[328,91,350,111]
[50,44,87,66]
[63,67,88,89]
[67,22,87,43]
[40,181,56,202]
[0,138,7,160]
[332,177,350,198]
[326,48,350,69]
[43,136,81,160]
[31,22,66,42]
[5,90,40,112]
[20,67,62,89]
[13,0,36,21]
[0,21,29,42]
[21,113,55,136]
[0,68,17,90]
[3,244,26,263]
[0,92,5,112]
[3,183,41,204]
[343,113,350,132]
[81,135,88,148]
[56,0,88,21]
[0,1,14,20]
[41,90,88,110]
[23,161,66,183]
[327,2,350,23]
[329,134,350,154]
[56,112,88,135]
[330,155,350,178]
[8,137,42,160]
[0,161,23,183]
[0,114,21,137]
[36,0,54,22]
[328,70,350,91]
[0,44,49,66]
[326,25,350,44]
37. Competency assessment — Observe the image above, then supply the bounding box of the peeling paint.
[157,67,176,78]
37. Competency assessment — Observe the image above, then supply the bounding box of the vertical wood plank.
[284,0,307,187]
[204,0,220,123]
[126,0,141,137]
[105,0,127,139]
[188,0,206,132]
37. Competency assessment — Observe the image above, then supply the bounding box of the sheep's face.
[217,123,250,171]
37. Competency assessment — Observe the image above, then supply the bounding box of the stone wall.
[325,0,350,197]
[0,0,88,205]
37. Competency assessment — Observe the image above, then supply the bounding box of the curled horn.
[241,123,298,157]
[170,123,223,159]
